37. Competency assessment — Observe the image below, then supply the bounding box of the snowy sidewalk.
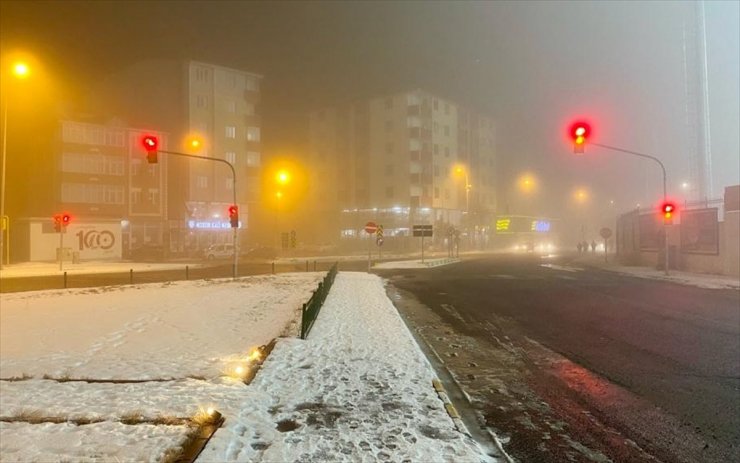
[201,272,491,462]
[573,255,739,290]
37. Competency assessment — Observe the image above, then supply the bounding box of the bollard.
[129,269,133,284]
[185,265,189,280]
[306,261,309,272]
[63,271,67,289]
[313,260,317,271]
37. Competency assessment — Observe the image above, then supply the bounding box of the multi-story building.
[88,60,263,255]
[306,89,496,246]
[12,118,169,262]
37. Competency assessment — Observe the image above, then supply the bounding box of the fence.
[300,262,338,340]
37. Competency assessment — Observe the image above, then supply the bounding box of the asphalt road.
[381,253,740,463]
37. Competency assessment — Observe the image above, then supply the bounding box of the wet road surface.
[381,254,740,462]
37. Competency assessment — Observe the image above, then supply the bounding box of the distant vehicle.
[202,243,235,260]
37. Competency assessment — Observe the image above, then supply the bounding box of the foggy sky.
[1,0,738,225]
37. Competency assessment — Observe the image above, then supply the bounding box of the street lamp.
[517,173,537,195]
[1,61,32,269]
[453,165,471,213]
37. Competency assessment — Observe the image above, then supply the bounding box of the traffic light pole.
[591,142,669,276]
[159,150,239,279]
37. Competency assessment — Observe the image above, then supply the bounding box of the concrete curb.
[432,378,469,436]
[424,258,461,268]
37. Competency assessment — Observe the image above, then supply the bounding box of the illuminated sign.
[496,219,511,231]
[187,220,241,229]
[531,220,551,232]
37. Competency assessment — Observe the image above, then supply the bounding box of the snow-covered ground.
[0,273,322,462]
[1,271,491,462]
[598,265,739,290]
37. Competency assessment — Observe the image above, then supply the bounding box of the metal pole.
[1,99,8,269]
[159,150,238,279]
[592,142,669,275]
[58,229,63,271]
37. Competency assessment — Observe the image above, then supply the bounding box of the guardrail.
[300,262,338,340]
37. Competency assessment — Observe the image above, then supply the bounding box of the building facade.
[88,60,263,257]
[307,89,497,247]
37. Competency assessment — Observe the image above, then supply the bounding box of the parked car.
[202,243,235,260]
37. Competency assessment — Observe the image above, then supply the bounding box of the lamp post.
[0,61,30,270]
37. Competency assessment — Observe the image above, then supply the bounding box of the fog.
[1,0,737,255]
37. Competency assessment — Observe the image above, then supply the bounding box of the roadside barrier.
[300,262,338,339]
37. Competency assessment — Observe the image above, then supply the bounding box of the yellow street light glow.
[13,62,29,78]
[517,173,537,194]
[276,191,283,199]
[276,170,291,185]
[574,188,589,203]
[235,365,244,376]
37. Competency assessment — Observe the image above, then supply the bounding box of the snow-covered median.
[199,272,491,462]
[0,273,322,462]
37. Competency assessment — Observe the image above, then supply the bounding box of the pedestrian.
[591,240,597,253]
[577,242,582,254]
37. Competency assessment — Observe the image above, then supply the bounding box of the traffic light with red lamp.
[570,122,590,154]
[661,202,676,223]
[53,214,71,232]
[142,135,159,164]
[228,205,239,228]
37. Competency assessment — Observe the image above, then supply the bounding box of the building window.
[385,186,394,198]
[130,159,141,176]
[226,101,236,113]
[444,147,450,157]
[195,66,210,83]
[147,188,159,205]
[196,95,209,109]
[246,127,260,142]
[196,175,208,189]
[444,189,450,200]
[148,164,157,177]
[130,188,141,205]
[384,164,394,176]
[225,126,236,139]
[246,77,259,92]
[225,151,236,164]
[247,151,261,166]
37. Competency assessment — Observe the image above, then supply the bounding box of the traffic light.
[661,202,676,221]
[53,214,71,232]
[228,205,239,228]
[570,122,590,154]
[142,135,159,164]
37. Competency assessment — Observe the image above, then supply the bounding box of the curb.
[432,378,469,436]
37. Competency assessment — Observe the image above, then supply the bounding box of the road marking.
[490,274,516,279]
[540,264,583,272]
[440,303,466,323]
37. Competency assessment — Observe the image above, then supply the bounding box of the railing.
[300,262,338,340]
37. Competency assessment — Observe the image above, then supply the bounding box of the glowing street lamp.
[276,170,291,185]
[1,61,33,269]
[574,188,589,203]
[452,164,471,213]
[517,173,537,194]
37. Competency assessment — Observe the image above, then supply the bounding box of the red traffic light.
[142,135,158,151]
[661,202,676,219]
[228,205,239,228]
[62,214,71,224]
[569,122,590,154]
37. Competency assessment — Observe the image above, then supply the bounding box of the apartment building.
[11,119,169,262]
[307,89,496,244]
[88,60,263,255]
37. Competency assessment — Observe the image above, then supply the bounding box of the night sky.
[1,0,738,222]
